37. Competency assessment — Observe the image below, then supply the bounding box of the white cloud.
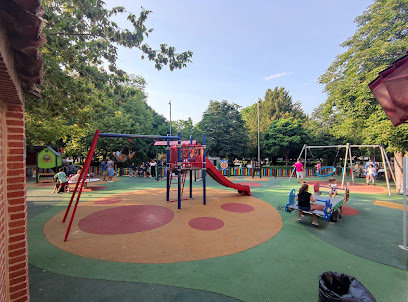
[264,72,292,81]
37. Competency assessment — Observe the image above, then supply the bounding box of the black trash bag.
[319,271,376,302]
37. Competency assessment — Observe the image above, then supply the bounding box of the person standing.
[101,159,108,181]
[149,159,157,179]
[292,158,305,183]
[107,158,114,182]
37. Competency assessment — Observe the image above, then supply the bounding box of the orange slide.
[205,157,250,196]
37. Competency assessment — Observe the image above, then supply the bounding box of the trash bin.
[319,271,376,302]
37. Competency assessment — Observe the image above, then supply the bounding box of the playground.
[26,165,407,301]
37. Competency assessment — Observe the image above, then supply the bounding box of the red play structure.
[163,141,251,199]
[63,131,250,241]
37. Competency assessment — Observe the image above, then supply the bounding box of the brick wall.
[6,104,29,302]
[0,25,29,302]
[0,102,7,302]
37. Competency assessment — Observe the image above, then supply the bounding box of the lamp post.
[169,100,172,136]
[257,98,261,162]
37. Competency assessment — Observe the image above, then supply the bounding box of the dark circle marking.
[189,217,224,231]
[78,205,174,235]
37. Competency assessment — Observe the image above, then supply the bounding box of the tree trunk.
[394,151,404,193]
[283,149,290,166]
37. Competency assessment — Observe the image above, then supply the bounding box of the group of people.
[293,158,379,186]
[129,159,162,178]
[100,157,118,182]
[292,157,380,226]
[295,176,339,227]
[52,167,84,193]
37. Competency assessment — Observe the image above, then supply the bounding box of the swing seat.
[316,166,336,177]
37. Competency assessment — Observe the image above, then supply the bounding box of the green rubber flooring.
[27,176,408,301]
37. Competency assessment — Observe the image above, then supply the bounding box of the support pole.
[289,144,306,181]
[203,134,207,205]
[64,130,100,241]
[400,157,407,251]
[341,144,349,188]
[383,146,396,187]
[380,145,391,196]
[166,136,170,202]
[304,144,308,179]
[190,136,193,199]
[177,132,181,209]
[348,144,355,184]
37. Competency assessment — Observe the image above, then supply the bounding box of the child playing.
[52,179,61,193]
[366,163,375,185]
[315,161,321,173]
[113,145,135,162]
[53,168,68,193]
[328,177,337,198]
[296,183,319,226]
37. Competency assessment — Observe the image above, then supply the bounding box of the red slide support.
[205,157,250,196]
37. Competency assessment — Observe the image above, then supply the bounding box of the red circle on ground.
[235,182,262,187]
[78,205,174,235]
[94,198,122,205]
[189,217,224,231]
[221,203,254,213]
[81,186,106,192]
[341,205,359,215]
[313,204,359,216]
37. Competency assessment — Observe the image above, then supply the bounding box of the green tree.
[197,100,249,159]
[262,118,308,165]
[25,0,193,156]
[172,118,201,140]
[318,0,408,184]
[241,87,305,155]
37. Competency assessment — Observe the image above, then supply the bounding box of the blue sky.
[107,0,373,124]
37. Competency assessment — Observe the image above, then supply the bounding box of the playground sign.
[220,160,229,171]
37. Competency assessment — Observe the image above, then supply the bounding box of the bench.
[38,173,55,183]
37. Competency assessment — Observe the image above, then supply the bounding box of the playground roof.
[154,140,197,146]
[369,51,408,127]
[0,0,45,97]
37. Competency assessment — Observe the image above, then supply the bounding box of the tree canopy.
[25,0,193,164]
[262,118,308,165]
[318,0,408,148]
[197,100,249,159]
[241,87,305,153]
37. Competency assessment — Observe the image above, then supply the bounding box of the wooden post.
[341,144,349,188]
[380,145,392,196]
[348,144,355,184]
[289,144,305,181]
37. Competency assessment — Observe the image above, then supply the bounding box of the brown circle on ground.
[94,198,122,205]
[236,182,262,187]
[221,203,254,213]
[43,188,282,263]
[189,217,224,230]
[78,205,174,234]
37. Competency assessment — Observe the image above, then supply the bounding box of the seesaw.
[285,184,350,222]
[314,181,350,204]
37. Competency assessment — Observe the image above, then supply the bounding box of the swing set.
[62,130,208,241]
[290,143,396,196]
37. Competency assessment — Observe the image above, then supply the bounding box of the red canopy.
[369,52,408,127]
[154,140,197,146]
